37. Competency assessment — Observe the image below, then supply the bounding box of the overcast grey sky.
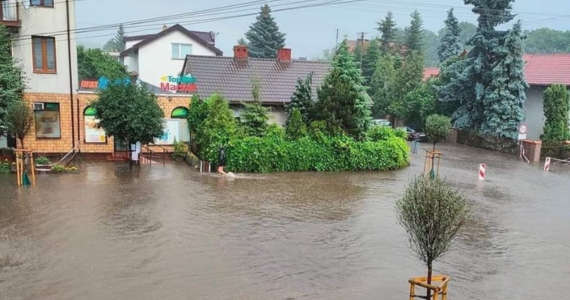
[76,0,570,57]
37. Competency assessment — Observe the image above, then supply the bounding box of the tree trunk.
[427,263,433,300]
[19,138,24,150]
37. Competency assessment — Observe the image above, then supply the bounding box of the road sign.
[518,125,528,140]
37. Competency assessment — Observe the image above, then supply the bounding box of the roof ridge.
[185,54,331,64]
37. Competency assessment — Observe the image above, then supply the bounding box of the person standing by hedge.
[217,147,227,175]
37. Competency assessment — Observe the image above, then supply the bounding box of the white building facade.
[1,0,79,152]
[120,24,222,91]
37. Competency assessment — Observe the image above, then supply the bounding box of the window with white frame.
[171,43,192,59]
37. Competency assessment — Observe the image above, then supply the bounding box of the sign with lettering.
[79,77,131,90]
[159,75,197,93]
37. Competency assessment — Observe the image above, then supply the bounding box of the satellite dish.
[21,0,31,10]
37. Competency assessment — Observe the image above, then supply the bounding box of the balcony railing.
[1,0,20,27]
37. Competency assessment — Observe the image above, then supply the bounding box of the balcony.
[0,0,21,28]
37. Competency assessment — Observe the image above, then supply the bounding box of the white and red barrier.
[544,157,551,172]
[479,163,486,180]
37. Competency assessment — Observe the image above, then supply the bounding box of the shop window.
[30,0,54,8]
[171,107,189,119]
[34,102,61,139]
[83,106,106,143]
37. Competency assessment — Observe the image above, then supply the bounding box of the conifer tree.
[369,54,396,118]
[0,25,26,137]
[245,5,286,58]
[103,24,126,52]
[542,84,570,143]
[362,38,381,84]
[390,52,425,119]
[480,22,528,139]
[315,40,371,140]
[286,73,314,124]
[438,9,462,64]
[377,11,397,54]
[404,11,424,54]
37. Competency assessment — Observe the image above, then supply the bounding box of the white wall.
[12,1,78,94]
[125,39,145,50]
[0,136,7,148]
[232,105,287,126]
[137,30,216,87]
[123,54,139,73]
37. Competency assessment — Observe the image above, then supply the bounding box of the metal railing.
[1,0,18,22]
[140,144,167,166]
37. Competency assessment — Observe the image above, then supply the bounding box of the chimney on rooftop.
[162,24,168,31]
[277,48,292,63]
[234,45,249,61]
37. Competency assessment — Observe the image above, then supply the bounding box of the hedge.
[226,134,409,173]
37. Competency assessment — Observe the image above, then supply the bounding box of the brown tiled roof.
[120,24,222,57]
[182,55,331,104]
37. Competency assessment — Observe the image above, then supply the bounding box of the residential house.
[3,0,79,153]
[180,46,330,125]
[423,54,570,140]
[120,24,223,93]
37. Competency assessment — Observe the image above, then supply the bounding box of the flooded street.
[1,143,569,300]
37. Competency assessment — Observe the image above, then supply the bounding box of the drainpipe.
[66,0,76,151]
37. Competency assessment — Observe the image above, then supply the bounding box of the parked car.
[372,119,391,127]
[397,126,428,142]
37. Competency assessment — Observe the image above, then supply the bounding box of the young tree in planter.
[315,40,372,140]
[425,114,451,151]
[200,94,237,164]
[92,81,164,153]
[542,84,570,143]
[245,4,286,58]
[6,101,33,149]
[396,176,469,300]
[241,79,269,137]
[286,73,314,125]
[0,25,26,138]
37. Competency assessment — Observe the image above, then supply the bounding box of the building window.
[84,106,106,144]
[32,36,56,74]
[34,102,61,139]
[171,107,189,119]
[171,43,192,59]
[30,0,54,8]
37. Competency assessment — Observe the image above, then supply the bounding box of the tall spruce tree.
[369,54,396,118]
[377,11,398,54]
[103,24,126,52]
[0,25,26,137]
[405,11,424,54]
[362,38,381,84]
[480,21,527,139]
[542,84,570,143]
[438,9,462,64]
[286,73,314,125]
[315,40,372,140]
[245,5,286,58]
[390,51,425,119]
[439,0,516,131]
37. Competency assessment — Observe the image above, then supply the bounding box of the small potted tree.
[396,176,470,300]
[424,115,452,178]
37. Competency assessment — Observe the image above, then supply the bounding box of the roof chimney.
[277,48,292,63]
[234,45,249,61]
[162,24,168,31]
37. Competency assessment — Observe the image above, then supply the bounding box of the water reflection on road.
[0,143,569,300]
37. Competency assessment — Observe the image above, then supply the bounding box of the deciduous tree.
[0,25,26,137]
[77,45,129,80]
[6,101,33,149]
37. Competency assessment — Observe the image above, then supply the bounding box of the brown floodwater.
[0,143,569,300]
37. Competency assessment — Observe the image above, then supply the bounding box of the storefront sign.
[159,75,197,93]
[155,119,180,145]
[79,77,131,90]
[35,107,61,139]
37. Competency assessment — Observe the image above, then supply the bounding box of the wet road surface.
[0,143,569,300]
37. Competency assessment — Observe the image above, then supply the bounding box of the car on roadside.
[398,126,428,142]
[372,119,391,127]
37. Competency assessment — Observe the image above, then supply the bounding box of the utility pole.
[335,28,339,52]
[356,32,367,69]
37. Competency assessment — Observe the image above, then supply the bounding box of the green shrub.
[286,108,307,140]
[52,164,66,173]
[395,128,408,140]
[367,125,396,142]
[197,94,237,164]
[36,156,51,165]
[266,124,285,139]
[240,102,270,137]
[172,140,188,160]
[226,134,409,173]
[542,84,570,143]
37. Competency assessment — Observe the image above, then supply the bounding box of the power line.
[12,0,370,47]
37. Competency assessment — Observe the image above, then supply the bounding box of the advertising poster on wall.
[155,119,180,145]
[35,110,61,139]
[84,115,106,143]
